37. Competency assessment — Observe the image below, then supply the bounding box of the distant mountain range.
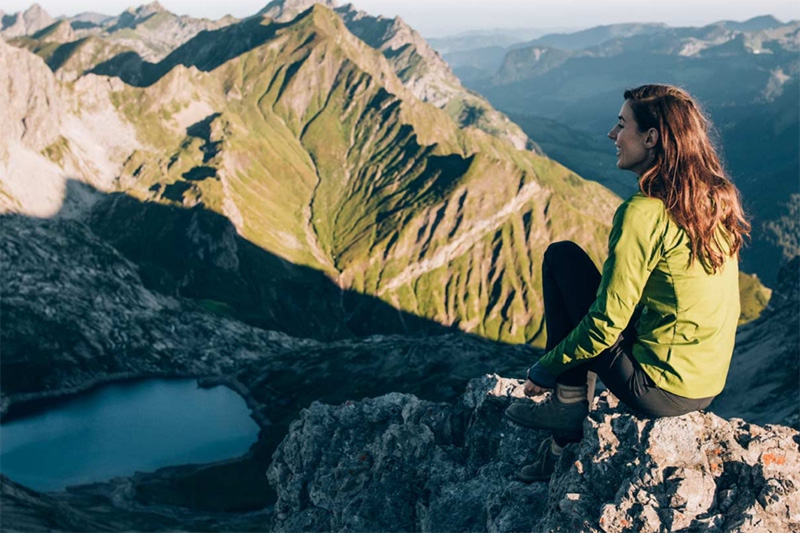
[427,27,579,55]
[438,15,800,283]
[2,2,237,62]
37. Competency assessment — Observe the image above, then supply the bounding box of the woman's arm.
[536,196,666,375]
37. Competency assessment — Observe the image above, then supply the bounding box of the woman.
[504,84,750,482]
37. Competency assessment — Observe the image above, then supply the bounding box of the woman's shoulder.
[615,191,668,223]
[624,191,666,211]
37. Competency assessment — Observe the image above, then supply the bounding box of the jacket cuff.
[527,361,557,389]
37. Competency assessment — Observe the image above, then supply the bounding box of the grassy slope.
[738,271,772,325]
[10,34,132,80]
[100,6,620,346]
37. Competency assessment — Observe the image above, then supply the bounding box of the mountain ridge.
[2,4,618,346]
[0,4,54,38]
[3,1,538,152]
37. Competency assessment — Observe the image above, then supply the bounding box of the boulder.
[269,375,800,532]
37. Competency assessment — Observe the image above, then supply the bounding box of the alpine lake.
[0,378,260,492]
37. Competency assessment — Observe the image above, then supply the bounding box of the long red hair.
[624,84,750,273]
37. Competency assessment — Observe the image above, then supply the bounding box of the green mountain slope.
[79,5,618,346]
[10,34,133,81]
[257,0,538,152]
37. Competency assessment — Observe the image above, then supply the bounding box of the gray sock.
[556,384,588,404]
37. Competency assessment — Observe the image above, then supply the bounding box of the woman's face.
[608,99,655,176]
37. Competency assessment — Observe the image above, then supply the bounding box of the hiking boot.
[504,393,588,438]
[518,438,559,483]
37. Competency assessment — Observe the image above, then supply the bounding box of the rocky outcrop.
[539,392,800,532]
[31,20,76,43]
[0,214,311,404]
[269,376,800,532]
[0,38,138,217]
[0,4,55,38]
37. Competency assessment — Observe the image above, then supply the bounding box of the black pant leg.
[590,342,714,417]
[541,241,602,386]
[542,241,601,347]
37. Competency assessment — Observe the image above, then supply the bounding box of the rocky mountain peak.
[258,0,338,21]
[22,3,54,31]
[0,3,54,37]
[111,1,171,31]
[23,3,50,21]
[129,1,169,17]
[31,19,76,43]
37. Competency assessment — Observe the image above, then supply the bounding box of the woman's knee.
[544,241,587,266]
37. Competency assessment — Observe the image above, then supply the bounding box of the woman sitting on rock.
[505,84,750,482]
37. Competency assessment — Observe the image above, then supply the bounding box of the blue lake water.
[0,379,260,492]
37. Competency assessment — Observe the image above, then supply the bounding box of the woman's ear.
[644,128,659,148]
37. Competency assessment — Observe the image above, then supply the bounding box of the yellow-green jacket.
[538,192,739,399]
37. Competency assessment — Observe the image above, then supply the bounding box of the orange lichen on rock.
[762,453,786,466]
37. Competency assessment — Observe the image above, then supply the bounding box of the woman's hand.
[524,379,552,397]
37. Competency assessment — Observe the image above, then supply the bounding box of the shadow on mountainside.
[83,184,452,342]
[90,13,297,87]
[1,179,539,517]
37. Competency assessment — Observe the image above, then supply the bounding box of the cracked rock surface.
[269,376,800,532]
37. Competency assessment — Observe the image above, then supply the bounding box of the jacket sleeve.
[537,198,665,374]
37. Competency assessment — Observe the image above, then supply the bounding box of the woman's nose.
[607,128,616,140]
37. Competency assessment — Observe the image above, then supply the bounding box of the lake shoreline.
[1,375,266,502]
[1,371,206,423]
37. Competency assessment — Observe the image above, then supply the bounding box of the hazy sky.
[3,0,799,36]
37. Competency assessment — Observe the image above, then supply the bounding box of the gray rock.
[269,376,800,532]
[0,475,111,532]
[0,4,55,38]
[269,376,550,532]
[0,213,535,527]
[0,214,312,407]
